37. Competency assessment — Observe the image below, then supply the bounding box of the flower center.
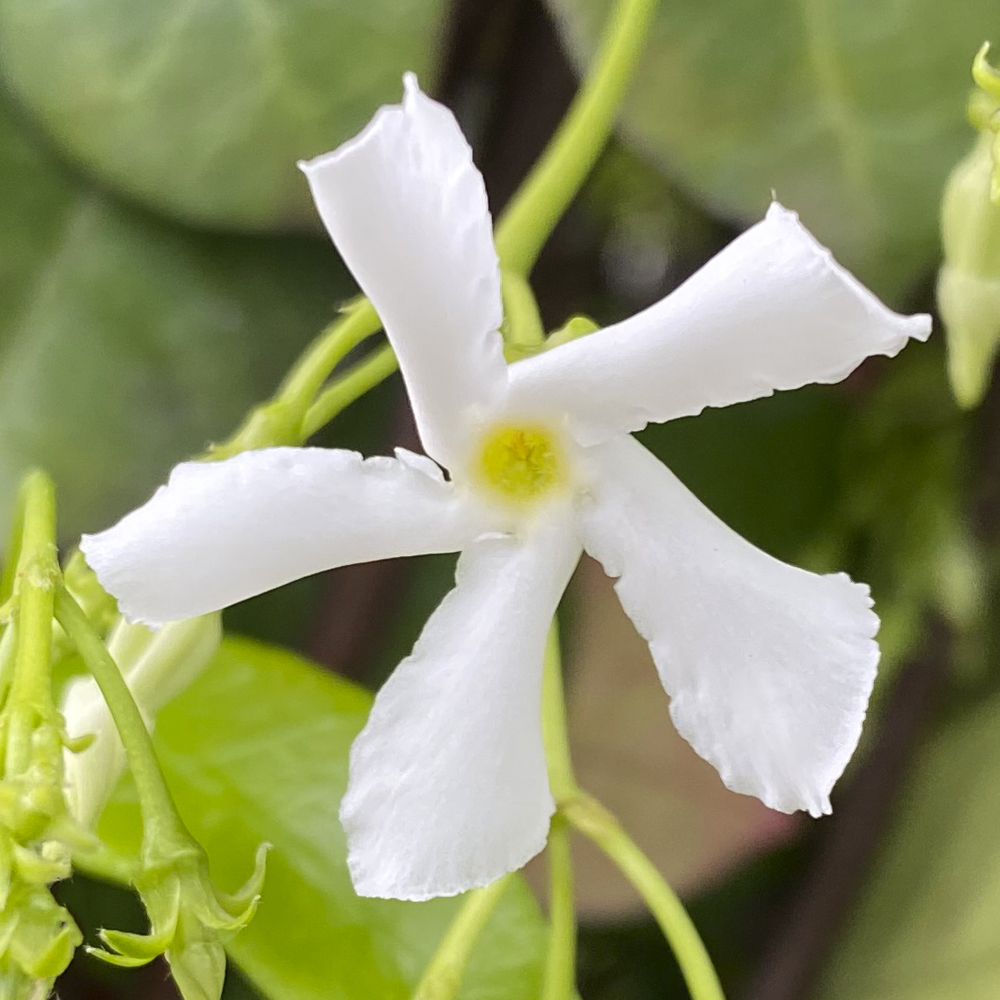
[476,424,564,503]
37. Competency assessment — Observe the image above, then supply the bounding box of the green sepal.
[208,842,268,927]
[96,839,268,1000]
[973,43,1000,101]
[84,944,156,970]
[90,921,179,969]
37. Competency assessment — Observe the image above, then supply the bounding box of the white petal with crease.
[509,203,931,445]
[577,436,879,816]
[301,75,506,469]
[341,517,581,900]
[81,447,493,627]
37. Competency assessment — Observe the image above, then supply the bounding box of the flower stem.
[540,626,577,1000]
[542,623,577,802]
[276,299,380,415]
[502,272,546,350]
[4,471,59,778]
[562,793,726,1000]
[541,621,724,999]
[301,343,398,440]
[53,588,187,849]
[210,299,382,457]
[541,814,576,1000]
[411,875,512,1000]
[493,0,659,275]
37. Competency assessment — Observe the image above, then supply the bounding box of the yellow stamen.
[477,425,564,503]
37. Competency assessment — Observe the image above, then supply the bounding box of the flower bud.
[938,130,1000,407]
[62,613,221,827]
[90,841,267,1000]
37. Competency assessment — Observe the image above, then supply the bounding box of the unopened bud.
[938,130,1000,407]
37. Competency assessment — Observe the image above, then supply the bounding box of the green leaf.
[88,637,547,1000]
[821,343,981,684]
[0,93,352,542]
[816,689,1000,1000]
[547,0,997,301]
[0,0,448,231]
[639,383,850,565]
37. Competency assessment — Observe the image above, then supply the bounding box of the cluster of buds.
[0,476,87,998]
[0,473,263,1000]
[0,704,87,1000]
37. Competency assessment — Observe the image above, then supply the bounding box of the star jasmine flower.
[80,75,931,902]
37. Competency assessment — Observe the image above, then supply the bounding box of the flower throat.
[477,425,564,502]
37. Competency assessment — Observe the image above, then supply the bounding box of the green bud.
[91,841,267,1000]
[973,43,1000,102]
[971,44,1000,205]
[0,877,81,989]
[938,131,1000,407]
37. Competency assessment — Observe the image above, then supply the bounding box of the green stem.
[276,299,380,415]
[210,300,382,457]
[541,814,576,1000]
[542,623,577,801]
[563,794,726,1000]
[301,343,398,440]
[5,471,58,777]
[493,0,659,274]
[502,272,546,351]
[0,481,28,608]
[54,588,186,848]
[411,875,512,1000]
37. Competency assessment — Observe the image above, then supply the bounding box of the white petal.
[577,436,879,817]
[81,447,492,627]
[509,203,932,445]
[300,74,506,469]
[63,615,221,827]
[341,517,581,900]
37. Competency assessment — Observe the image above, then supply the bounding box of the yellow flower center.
[477,424,564,503]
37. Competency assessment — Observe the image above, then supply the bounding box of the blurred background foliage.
[0,0,996,997]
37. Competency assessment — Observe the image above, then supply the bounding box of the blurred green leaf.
[0,93,352,541]
[639,383,849,565]
[817,688,1000,999]
[0,0,447,231]
[547,0,997,301]
[822,344,982,684]
[87,637,547,1000]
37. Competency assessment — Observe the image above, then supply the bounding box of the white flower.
[80,75,931,902]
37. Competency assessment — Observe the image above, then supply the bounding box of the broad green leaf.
[88,637,547,1000]
[547,0,998,301]
[816,689,1000,999]
[0,0,447,231]
[0,92,353,542]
